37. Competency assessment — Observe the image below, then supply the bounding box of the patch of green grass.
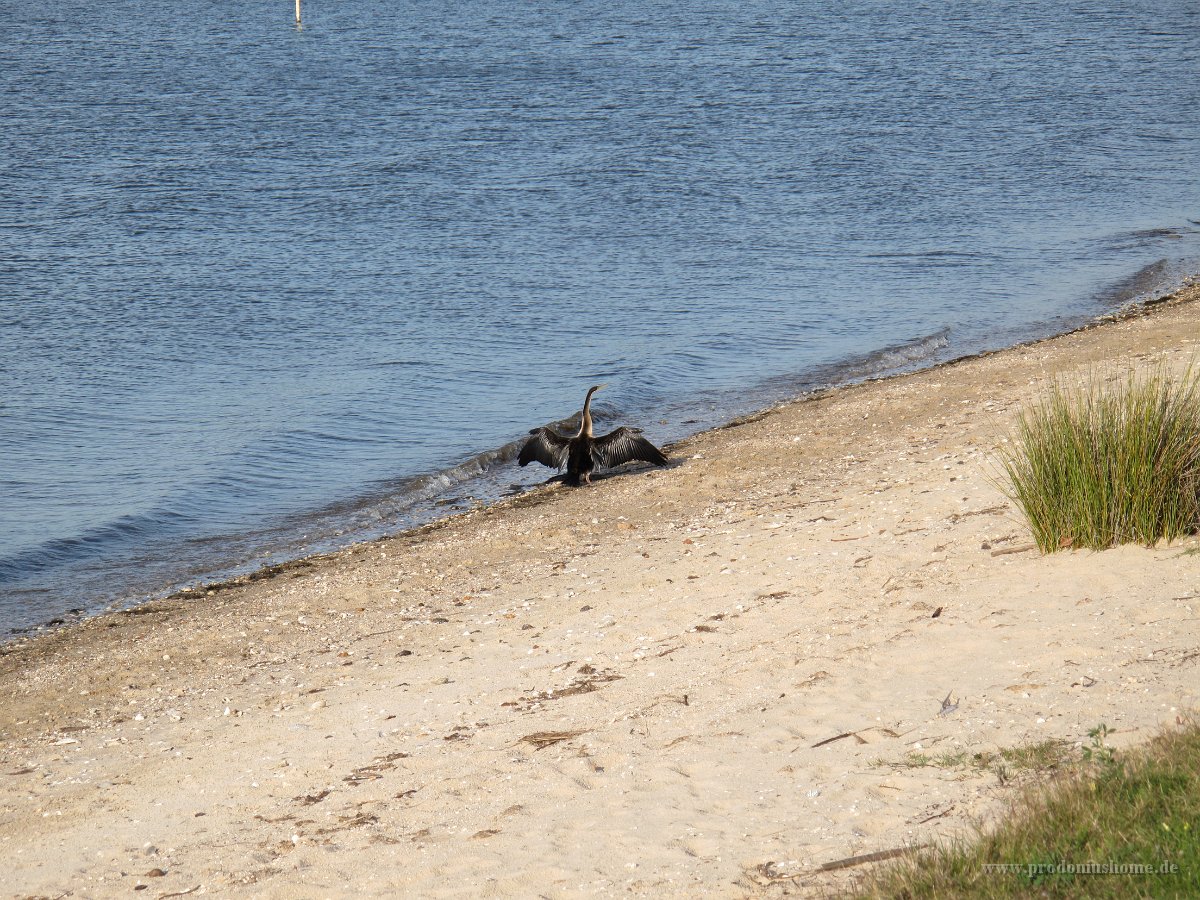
[886,750,972,770]
[852,721,1200,899]
[997,738,1075,771]
[876,739,1074,786]
[999,365,1200,553]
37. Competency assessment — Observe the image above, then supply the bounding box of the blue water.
[4,0,1200,634]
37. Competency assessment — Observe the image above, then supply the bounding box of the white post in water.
[295,0,302,26]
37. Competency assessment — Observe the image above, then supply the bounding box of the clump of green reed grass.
[999,365,1200,552]
[851,721,1200,899]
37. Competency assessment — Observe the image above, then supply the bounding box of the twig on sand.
[809,726,902,749]
[991,543,1038,556]
[747,843,931,888]
[817,844,929,872]
[351,627,407,644]
[917,805,956,825]
[811,731,863,749]
[796,496,842,507]
[520,730,587,750]
[158,887,201,900]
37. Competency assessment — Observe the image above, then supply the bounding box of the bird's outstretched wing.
[518,427,571,469]
[591,427,668,470]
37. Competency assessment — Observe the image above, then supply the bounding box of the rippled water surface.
[4,0,1200,632]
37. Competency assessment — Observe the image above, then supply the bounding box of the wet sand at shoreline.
[2,283,1200,898]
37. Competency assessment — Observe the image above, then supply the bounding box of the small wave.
[1129,228,1186,239]
[822,327,953,384]
[0,507,197,583]
[756,327,953,402]
[866,249,982,259]
[1093,259,1173,308]
[1098,225,1197,252]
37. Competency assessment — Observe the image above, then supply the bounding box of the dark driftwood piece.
[817,844,929,872]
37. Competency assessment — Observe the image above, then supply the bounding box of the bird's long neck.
[577,386,600,438]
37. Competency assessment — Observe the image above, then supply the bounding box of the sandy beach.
[3,284,1200,898]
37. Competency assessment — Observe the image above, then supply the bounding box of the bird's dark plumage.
[518,385,668,485]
